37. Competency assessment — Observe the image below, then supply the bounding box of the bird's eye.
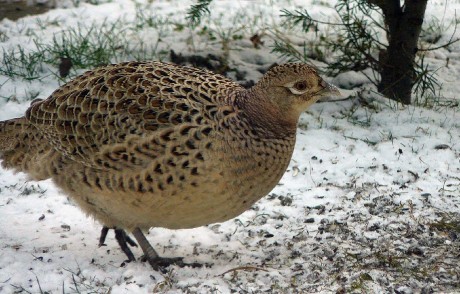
[294,81,307,91]
[286,80,310,95]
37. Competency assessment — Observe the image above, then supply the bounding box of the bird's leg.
[98,226,138,262]
[98,226,110,246]
[114,228,137,262]
[132,227,203,273]
[119,230,137,247]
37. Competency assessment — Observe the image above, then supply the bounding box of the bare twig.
[220,266,269,276]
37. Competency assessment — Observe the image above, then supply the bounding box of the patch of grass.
[421,16,458,45]
[0,46,46,80]
[271,38,309,63]
[128,38,169,62]
[378,130,394,143]
[129,3,172,61]
[311,0,333,7]
[0,31,8,42]
[350,273,373,291]
[20,183,47,196]
[35,17,62,31]
[10,273,49,294]
[337,102,375,128]
[36,21,129,71]
[70,0,113,7]
[152,268,176,292]
[24,90,41,102]
[0,8,177,83]
[0,79,14,102]
[3,182,47,197]
[133,4,171,31]
[412,54,442,107]
[189,11,248,56]
[63,265,111,293]
[210,16,246,53]
[429,215,460,235]
[0,20,134,82]
[186,4,268,56]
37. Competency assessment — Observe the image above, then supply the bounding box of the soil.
[0,0,54,21]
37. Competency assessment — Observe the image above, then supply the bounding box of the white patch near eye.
[284,81,309,95]
[288,87,308,95]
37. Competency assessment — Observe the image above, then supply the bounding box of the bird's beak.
[319,80,341,99]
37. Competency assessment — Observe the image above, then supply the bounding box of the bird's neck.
[235,89,298,139]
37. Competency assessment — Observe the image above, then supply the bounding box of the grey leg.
[132,227,204,272]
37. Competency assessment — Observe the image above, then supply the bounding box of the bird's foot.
[132,227,207,273]
[141,255,203,273]
[98,226,138,262]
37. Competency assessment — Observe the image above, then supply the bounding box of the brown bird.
[0,61,339,271]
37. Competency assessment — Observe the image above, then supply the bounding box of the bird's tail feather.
[0,117,56,180]
[0,117,27,152]
[0,117,38,173]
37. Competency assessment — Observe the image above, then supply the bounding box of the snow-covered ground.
[0,0,459,293]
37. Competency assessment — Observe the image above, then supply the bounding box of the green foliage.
[186,0,213,27]
[278,1,385,81]
[280,9,318,32]
[36,22,126,69]
[0,17,168,82]
[329,1,384,74]
[276,0,458,105]
[70,0,113,7]
[412,54,441,106]
[0,46,45,80]
[0,22,125,81]
[134,3,171,31]
[271,39,309,63]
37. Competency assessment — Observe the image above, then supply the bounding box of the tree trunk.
[371,0,428,104]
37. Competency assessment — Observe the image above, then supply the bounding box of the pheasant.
[0,61,339,271]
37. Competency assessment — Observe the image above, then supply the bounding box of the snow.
[0,0,459,293]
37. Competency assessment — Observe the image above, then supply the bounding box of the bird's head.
[251,63,340,120]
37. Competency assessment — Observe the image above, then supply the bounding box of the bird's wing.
[26,61,241,171]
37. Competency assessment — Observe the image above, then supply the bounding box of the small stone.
[434,144,450,150]
[406,246,424,256]
[61,224,71,231]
